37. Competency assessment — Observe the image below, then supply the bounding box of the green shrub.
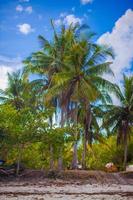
[86,136,133,170]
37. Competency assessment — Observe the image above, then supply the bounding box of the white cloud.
[54,14,82,27]
[25,6,33,14]
[17,23,34,35]
[16,5,33,14]
[16,5,23,12]
[98,9,133,83]
[98,9,133,105]
[0,55,22,90]
[81,0,93,5]
[63,14,82,26]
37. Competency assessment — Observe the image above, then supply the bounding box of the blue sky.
[0,0,133,91]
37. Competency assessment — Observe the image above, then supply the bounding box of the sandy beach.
[0,177,133,200]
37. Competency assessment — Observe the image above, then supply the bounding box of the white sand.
[0,181,133,200]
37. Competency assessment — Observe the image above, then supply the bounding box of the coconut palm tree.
[24,22,118,169]
[24,22,79,170]
[103,75,133,169]
[47,38,118,168]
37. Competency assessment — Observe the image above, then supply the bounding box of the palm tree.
[24,22,79,170]
[24,22,118,169]
[0,70,27,109]
[47,38,117,168]
[103,75,133,169]
[0,70,43,112]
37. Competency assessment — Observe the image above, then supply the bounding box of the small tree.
[0,104,48,174]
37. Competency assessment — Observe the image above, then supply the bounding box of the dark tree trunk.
[82,101,91,169]
[123,120,128,170]
[82,133,87,169]
[123,137,128,170]
[71,103,78,169]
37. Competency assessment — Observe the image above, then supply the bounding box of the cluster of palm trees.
[0,22,133,170]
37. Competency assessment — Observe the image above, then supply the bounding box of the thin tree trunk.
[123,121,128,170]
[58,147,63,171]
[16,145,21,176]
[49,117,54,170]
[123,134,128,170]
[16,159,20,176]
[50,144,54,170]
[72,141,78,169]
[82,101,91,169]
[71,102,78,169]
[58,108,63,170]
[82,132,87,169]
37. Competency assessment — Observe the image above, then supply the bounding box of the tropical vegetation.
[0,22,133,173]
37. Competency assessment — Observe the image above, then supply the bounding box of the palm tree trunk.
[72,141,78,169]
[82,101,91,169]
[71,103,78,169]
[82,133,87,169]
[123,133,128,170]
[123,121,128,170]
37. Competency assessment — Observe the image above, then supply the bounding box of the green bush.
[86,136,133,170]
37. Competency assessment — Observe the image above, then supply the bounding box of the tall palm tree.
[103,75,133,169]
[47,38,117,168]
[24,22,118,169]
[24,22,79,170]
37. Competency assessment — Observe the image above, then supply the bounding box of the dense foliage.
[0,22,133,172]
